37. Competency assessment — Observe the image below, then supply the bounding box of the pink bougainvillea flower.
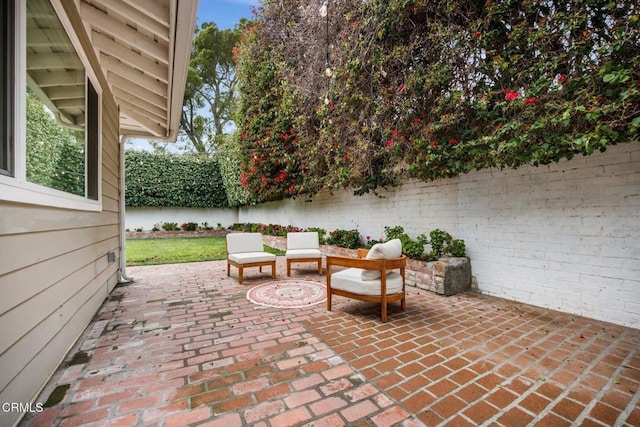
[524,96,539,104]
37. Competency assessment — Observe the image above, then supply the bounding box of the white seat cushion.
[285,248,322,259]
[286,232,320,250]
[226,233,265,254]
[229,252,276,264]
[361,238,403,280]
[331,268,403,296]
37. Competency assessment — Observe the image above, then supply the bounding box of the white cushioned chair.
[285,231,323,276]
[226,233,276,284]
[326,239,406,322]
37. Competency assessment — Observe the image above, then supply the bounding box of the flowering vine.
[234,0,640,203]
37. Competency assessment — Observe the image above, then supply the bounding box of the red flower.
[524,97,539,104]
[414,117,421,124]
[473,31,480,39]
[344,154,350,161]
[398,84,406,92]
[505,91,519,101]
[448,138,458,145]
[391,129,399,136]
[429,141,438,148]
[386,139,395,148]
[557,75,565,83]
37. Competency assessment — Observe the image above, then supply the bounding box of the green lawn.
[126,236,284,266]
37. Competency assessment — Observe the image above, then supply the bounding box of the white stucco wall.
[238,142,640,328]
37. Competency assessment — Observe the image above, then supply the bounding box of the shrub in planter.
[428,229,452,259]
[161,222,180,231]
[449,239,466,257]
[326,229,362,249]
[383,226,428,260]
[181,222,199,231]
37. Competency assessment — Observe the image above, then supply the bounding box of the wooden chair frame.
[285,232,323,276]
[226,258,276,284]
[226,233,276,284]
[287,257,322,276]
[326,254,406,322]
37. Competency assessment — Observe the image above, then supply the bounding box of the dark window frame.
[86,79,99,200]
[1,0,15,177]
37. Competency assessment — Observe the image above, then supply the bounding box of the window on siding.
[0,0,102,209]
[26,0,88,197]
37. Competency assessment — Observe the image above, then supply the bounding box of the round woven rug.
[246,280,326,308]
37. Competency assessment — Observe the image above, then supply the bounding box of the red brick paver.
[21,259,640,426]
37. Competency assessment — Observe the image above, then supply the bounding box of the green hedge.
[214,134,250,207]
[125,151,228,208]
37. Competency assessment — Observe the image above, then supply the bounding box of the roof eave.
[164,0,198,142]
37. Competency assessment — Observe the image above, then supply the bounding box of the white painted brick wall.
[458,143,640,328]
[124,142,639,327]
[238,179,459,242]
[238,142,640,328]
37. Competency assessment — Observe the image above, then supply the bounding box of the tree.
[179,22,244,155]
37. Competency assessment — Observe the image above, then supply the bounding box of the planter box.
[262,235,472,296]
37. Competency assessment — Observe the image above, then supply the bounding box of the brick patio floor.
[22,259,640,426]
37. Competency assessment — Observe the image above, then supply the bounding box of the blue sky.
[198,0,260,30]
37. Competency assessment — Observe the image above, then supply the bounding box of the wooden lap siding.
[0,84,121,427]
